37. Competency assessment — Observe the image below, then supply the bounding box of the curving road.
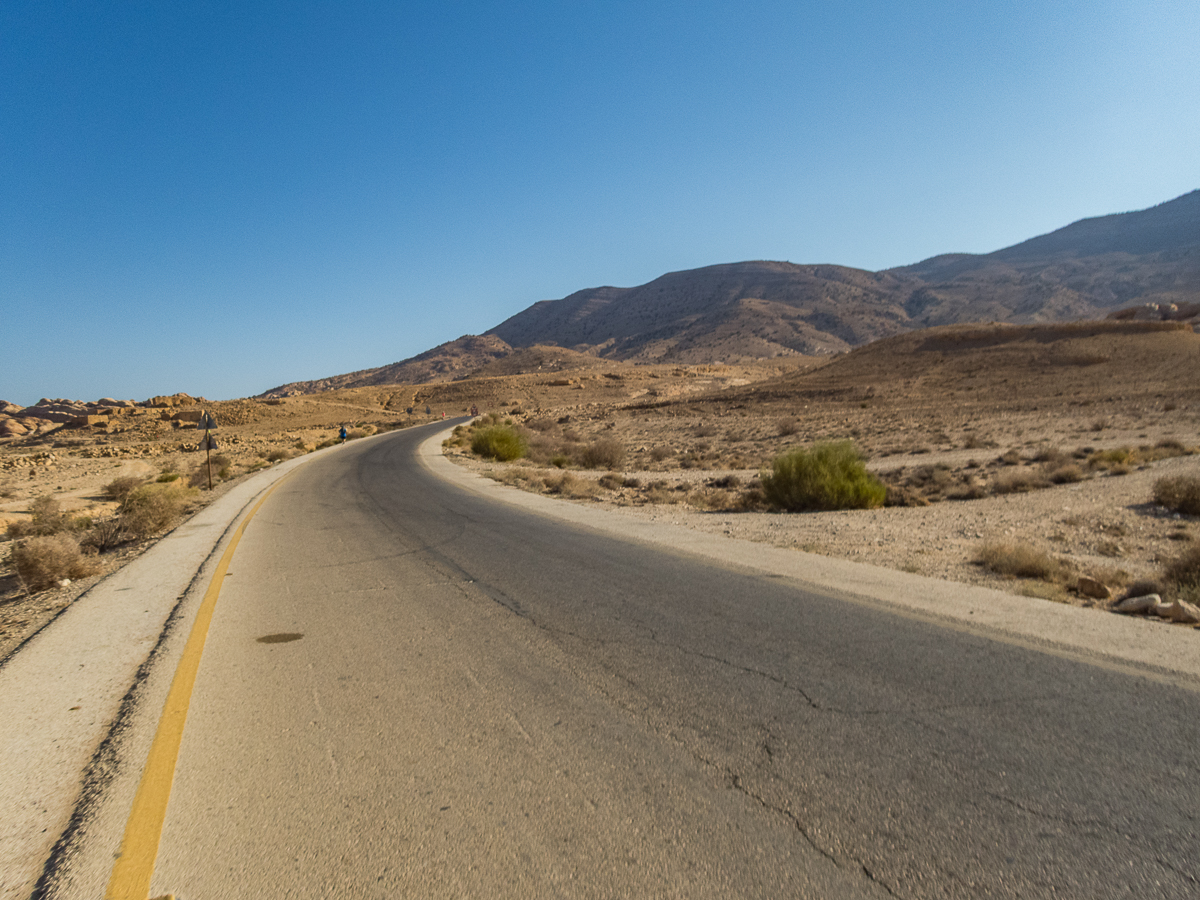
[68,422,1200,897]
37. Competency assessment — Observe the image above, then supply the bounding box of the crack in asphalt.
[985,791,1200,887]
[456,575,903,896]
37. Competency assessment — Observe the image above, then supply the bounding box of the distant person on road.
[339,425,347,443]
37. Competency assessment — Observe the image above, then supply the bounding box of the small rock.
[1078,576,1112,600]
[1112,593,1160,614]
[1156,599,1200,624]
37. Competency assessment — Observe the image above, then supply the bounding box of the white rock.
[1112,594,1160,614]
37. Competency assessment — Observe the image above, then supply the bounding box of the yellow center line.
[105,480,285,900]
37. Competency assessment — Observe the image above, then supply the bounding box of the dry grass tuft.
[121,482,197,539]
[12,534,101,593]
[977,541,1071,581]
[103,476,146,502]
[578,438,625,470]
[1154,475,1200,516]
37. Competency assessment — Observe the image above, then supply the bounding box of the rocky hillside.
[259,334,512,398]
[262,189,1199,395]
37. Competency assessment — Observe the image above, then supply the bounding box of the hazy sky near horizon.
[4,1,1197,405]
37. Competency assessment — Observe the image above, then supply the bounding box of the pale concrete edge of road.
[0,433,385,900]
[419,428,1200,690]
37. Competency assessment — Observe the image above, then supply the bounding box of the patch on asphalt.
[255,633,304,644]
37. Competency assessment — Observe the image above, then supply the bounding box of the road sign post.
[198,412,218,490]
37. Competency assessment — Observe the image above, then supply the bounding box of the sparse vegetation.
[578,438,625,470]
[761,442,886,512]
[1163,543,1200,603]
[121,482,197,539]
[11,534,101,593]
[5,496,81,539]
[1154,475,1200,515]
[104,475,146,502]
[977,541,1070,582]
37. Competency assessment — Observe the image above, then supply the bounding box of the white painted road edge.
[0,445,333,900]
[420,429,1200,687]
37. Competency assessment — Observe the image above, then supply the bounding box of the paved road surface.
[54,422,1200,897]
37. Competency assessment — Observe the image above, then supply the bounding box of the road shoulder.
[421,429,1200,688]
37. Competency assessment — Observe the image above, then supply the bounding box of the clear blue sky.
[3,1,1197,406]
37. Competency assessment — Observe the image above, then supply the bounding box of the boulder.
[1156,599,1200,624]
[1078,576,1112,601]
[1112,594,1161,614]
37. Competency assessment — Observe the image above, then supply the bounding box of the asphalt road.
[96,423,1200,897]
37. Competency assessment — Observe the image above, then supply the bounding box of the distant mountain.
[888,189,1200,327]
[261,189,1199,394]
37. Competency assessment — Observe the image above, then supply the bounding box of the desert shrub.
[776,420,799,437]
[1032,447,1071,467]
[1154,475,1200,516]
[12,533,100,592]
[104,475,146,502]
[6,496,75,539]
[598,473,625,490]
[1045,463,1085,484]
[977,541,1069,581]
[709,474,741,489]
[946,478,989,501]
[1163,543,1200,599]
[526,418,556,432]
[121,482,197,539]
[997,449,1022,466]
[471,425,527,461]
[992,469,1051,495]
[1088,447,1138,472]
[157,472,181,483]
[649,445,674,462]
[761,441,886,512]
[579,438,626,470]
[83,517,130,553]
[885,484,930,507]
[544,472,599,499]
[1121,578,1165,600]
[266,449,294,462]
[962,434,996,450]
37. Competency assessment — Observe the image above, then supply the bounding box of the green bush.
[471,425,527,461]
[761,441,886,511]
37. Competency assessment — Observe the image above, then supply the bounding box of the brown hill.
[487,261,918,362]
[260,334,512,398]
[490,190,1199,362]
[735,320,1200,415]
[261,190,1199,395]
[890,189,1200,327]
